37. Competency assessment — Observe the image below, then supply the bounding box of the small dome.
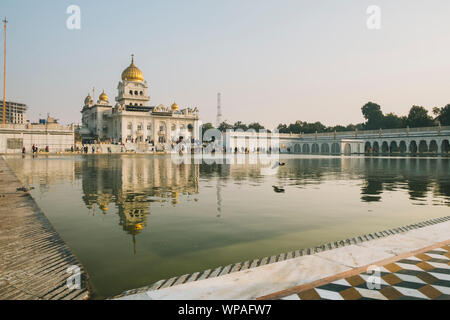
[171,102,179,111]
[121,55,144,82]
[99,91,109,102]
[84,94,93,105]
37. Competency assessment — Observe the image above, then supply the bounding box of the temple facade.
[80,55,201,148]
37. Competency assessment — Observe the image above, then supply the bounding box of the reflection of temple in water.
[200,156,450,205]
[80,155,199,251]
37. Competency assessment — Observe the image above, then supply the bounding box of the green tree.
[201,123,214,137]
[435,104,450,126]
[277,123,288,133]
[361,102,384,130]
[217,121,233,132]
[233,121,248,131]
[383,113,406,129]
[248,122,265,131]
[407,106,434,128]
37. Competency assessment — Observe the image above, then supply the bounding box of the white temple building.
[80,55,200,148]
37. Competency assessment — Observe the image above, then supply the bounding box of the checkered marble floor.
[275,244,450,300]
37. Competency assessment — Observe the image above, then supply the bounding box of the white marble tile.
[331,279,351,287]
[426,261,450,269]
[145,255,351,300]
[394,274,425,284]
[395,263,424,271]
[426,253,449,260]
[116,292,152,300]
[316,244,395,268]
[432,285,450,295]
[392,286,429,300]
[315,288,344,300]
[431,248,448,253]
[429,272,450,281]
[406,221,450,243]
[357,234,435,256]
[402,256,422,262]
[354,287,388,300]
[281,294,300,300]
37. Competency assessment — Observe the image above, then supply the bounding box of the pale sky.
[1,0,450,129]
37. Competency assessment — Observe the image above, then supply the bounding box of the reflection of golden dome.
[171,102,179,111]
[99,91,109,102]
[172,192,179,205]
[121,55,144,82]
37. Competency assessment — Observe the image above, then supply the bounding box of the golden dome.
[99,91,109,102]
[171,102,179,111]
[84,94,93,105]
[121,55,144,82]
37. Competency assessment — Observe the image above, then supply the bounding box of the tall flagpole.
[2,18,7,124]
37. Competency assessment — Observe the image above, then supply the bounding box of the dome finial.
[122,54,144,82]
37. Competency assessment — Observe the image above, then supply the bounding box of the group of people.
[79,145,113,154]
[22,144,48,157]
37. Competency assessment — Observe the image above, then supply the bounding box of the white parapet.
[0,123,74,154]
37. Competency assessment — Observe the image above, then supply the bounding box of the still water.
[5,154,450,299]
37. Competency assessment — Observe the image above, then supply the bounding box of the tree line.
[202,102,450,135]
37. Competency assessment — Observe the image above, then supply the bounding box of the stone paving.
[0,157,90,300]
[259,243,450,300]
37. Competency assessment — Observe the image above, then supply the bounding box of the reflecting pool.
[5,154,450,299]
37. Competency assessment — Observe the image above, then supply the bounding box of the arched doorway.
[382,141,389,154]
[409,141,418,154]
[399,141,407,154]
[429,140,438,154]
[331,143,340,154]
[390,141,399,153]
[312,143,320,154]
[344,144,351,155]
[373,142,380,154]
[365,142,372,153]
[441,140,450,154]
[321,143,330,154]
[302,144,310,154]
[294,144,301,153]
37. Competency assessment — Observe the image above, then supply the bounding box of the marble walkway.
[116,219,450,300]
[259,243,450,300]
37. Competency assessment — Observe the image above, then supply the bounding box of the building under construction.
[0,100,27,124]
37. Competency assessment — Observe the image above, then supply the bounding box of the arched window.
[134,90,138,95]
[129,90,133,95]
[140,91,143,96]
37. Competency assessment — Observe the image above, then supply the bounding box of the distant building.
[80,55,201,146]
[0,100,27,124]
[0,123,74,153]
[37,115,59,125]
